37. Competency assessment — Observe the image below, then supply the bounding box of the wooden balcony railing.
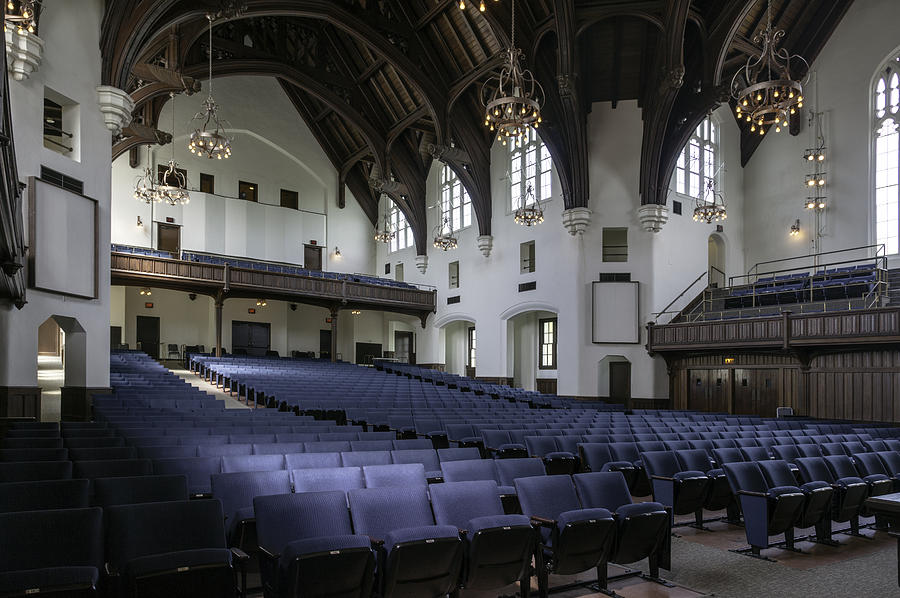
[647,307,900,353]
[110,252,436,315]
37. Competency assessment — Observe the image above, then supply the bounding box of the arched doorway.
[708,233,726,287]
[440,320,475,377]
[504,309,558,392]
[36,316,87,422]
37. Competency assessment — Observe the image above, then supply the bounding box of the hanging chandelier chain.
[207,14,214,101]
[510,0,515,53]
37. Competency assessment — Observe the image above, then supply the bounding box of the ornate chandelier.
[4,0,38,34]
[373,196,396,243]
[133,162,160,204]
[432,216,458,252]
[158,93,189,206]
[693,178,727,224]
[188,14,233,160]
[731,0,808,136]
[514,183,544,226]
[482,0,544,148]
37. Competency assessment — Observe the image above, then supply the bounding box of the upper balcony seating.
[111,243,174,259]
[701,263,885,322]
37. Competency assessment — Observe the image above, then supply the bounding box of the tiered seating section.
[190,354,611,413]
[3,352,900,596]
[111,242,173,259]
[699,262,885,321]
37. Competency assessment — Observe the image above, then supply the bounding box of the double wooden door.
[685,368,781,417]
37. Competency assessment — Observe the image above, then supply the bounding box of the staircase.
[887,268,900,306]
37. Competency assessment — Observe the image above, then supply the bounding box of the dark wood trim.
[0,386,41,420]
[61,386,112,422]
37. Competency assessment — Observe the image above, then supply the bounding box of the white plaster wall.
[743,0,900,270]
[0,0,111,388]
[110,76,376,276]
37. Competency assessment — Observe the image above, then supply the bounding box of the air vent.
[384,263,391,275]
[447,295,461,305]
[40,165,84,195]
[673,200,682,215]
[518,281,536,292]
[597,273,631,282]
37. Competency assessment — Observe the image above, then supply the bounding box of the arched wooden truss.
[100,0,852,256]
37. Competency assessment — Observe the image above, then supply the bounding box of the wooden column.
[215,294,224,357]
[330,308,338,363]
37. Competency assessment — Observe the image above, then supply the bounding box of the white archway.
[708,233,726,287]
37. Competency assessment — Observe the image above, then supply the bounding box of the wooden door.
[136,315,160,359]
[733,369,754,415]
[304,244,323,271]
[709,369,729,412]
[319,329,332,359]
[610,362,632,408]
[394,331,413,364]
[157,223,180,255]
[232,321,270,356]
[757,371,780,418]
[110,326,122,349]
[687,370,709,412]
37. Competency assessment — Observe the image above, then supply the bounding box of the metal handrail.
[745,244,886,280]
[653,271,707,323]
[730,254,888,287]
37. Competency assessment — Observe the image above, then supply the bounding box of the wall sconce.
[256,298,267,307]
[789,220,800,237]
[351,309,361,315]
[139,287,152,296]
[333,246,342,258]
[136,216,143,228]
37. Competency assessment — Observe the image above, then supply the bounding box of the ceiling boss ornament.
[189,14,233,160]
[731,0,808,137]
[481,0,544,149]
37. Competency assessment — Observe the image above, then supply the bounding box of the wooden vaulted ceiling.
[100,0,853,254]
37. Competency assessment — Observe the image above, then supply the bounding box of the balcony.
[110,251,436,319]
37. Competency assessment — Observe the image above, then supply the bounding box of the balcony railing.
[110,252,436,313]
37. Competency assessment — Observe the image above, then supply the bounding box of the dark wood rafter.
[101,0,855,238]
[638,0,690,207]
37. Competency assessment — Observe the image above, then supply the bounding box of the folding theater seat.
[284,452,341,470]
[722,461,805,558]
[254,491,376,598]
[64,437,125,449]
[675,449,740,522]
[577,443,637,488]
[758,460,833,542]
[0,448,68,461]
[795,457,869,539]
[853,452,899,489]
[348,486,464,597]
[877,451,900,478]
[0,507,103,597]
[430,481,534,596]
[361,463,427,488]
[445,424,483,450]
[341,451,393,467]
[711,448,745,467]
[740,446,772,462]
[796,444,824,458]
[391,439,433,451]
[864,439,889,453]
[211,470,292,551]
[441,459,510,494]
[0,479,90,513]
[820,443,847,457]
[105,499,248,598]
[221,454,285,474]
[825,454,893,498]
[93,475,189,507]
[389,449,442,480]
[515,475,617,596]
[641,451,710,528]
[525,436,578,475]
[73,459,152,480]
[198,445,254,457]
[350,440,393,452]
[573,472,670,580]
[482,430,528,459]
[152,457,222,497]
[437,447,481,462]
[609,442,654,495]
[292,467,365,494]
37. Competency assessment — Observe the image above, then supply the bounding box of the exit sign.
[248,308,256,314]
[144,302,153,309]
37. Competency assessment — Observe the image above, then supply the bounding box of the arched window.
[674,116,718,199]
[874,53,900,255]
[510,128,552,210]
[389,203,412,252]
[440,164,472,231]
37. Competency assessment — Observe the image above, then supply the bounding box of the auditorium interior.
[5,0,900,596]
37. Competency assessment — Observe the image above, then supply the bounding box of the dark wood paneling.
[536,378,558,395]
[0,387,41,420]
[669,348,900,423]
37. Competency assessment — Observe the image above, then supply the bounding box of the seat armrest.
[530,516,557,528]
[651,475,676,482]
[367,536,385,547]
[736,490,767,498]
[257,546,279,563]
[231,547,250,562]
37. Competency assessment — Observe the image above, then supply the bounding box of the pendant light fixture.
[374,194,396,244]
[3,0,37,34]
[731,0,808,136]
[158,92,189,206]
[133,148,161,204]
[514,182,544,226]
[189,14,233,160]
[482,0,544,148]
